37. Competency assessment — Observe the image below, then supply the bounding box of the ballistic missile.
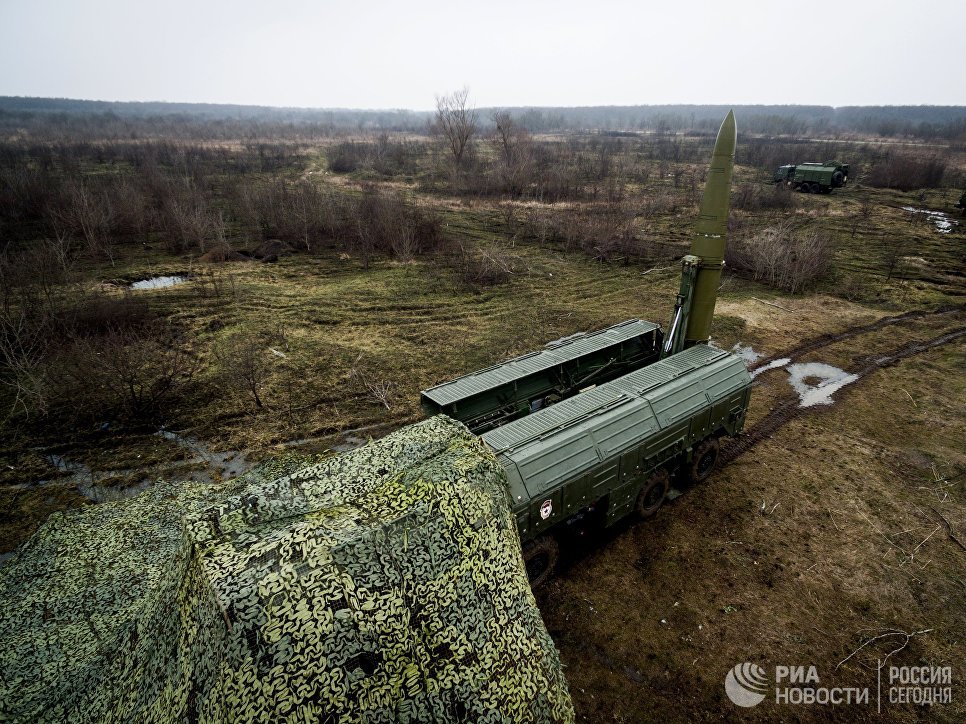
[663,110,737,357]
[683,109,736,347]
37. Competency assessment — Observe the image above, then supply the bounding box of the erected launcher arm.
[662,110,737,358]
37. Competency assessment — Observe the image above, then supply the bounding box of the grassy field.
[1,126,964,720]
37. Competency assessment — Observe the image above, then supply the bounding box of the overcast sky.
[1,0,964,109]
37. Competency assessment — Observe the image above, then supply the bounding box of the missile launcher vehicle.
[422,111,752,585]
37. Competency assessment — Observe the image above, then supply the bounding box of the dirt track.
[724,320,966,464]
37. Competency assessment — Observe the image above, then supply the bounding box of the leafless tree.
[492,111,534,195]
[216,333,271,408]
[433,87,477,168]
[160,194,220,253]
[41,322,199,423]
[49,179,116,263]
[883,232,909,282]
[851,194,874,238]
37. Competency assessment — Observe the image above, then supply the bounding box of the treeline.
[3,97,966,141]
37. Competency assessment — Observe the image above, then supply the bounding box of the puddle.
[786,362,859,408]
[25,425,378,511]
[130,275,189,290]
[157,429,250,480]
[331,434,368,453]
[25,432,251,504]
[44,454,91,477]
[900,207,959,234]
[751,358,791,378]
[77,477,155,504]
[730,344,762,366]
[41,454,155,502]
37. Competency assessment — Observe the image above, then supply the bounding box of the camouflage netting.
[0,416,573,722]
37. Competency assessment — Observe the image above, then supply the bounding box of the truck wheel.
[832,171,844,187]
[522,535,559,589]
[800,183,811,193]
[688,438,720,484]
[810,183,822,194]
[635,469,670,518]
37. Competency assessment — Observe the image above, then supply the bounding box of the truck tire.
[522,535,559,589]
[800,183,811,193]
[832,171,844,187]
[809,182,822,194]
[635,468,670,518]
[688,438,720,484]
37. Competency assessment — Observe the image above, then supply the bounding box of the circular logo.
[539,499,553,520]
[725,662,769,708]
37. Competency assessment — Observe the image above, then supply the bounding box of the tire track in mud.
[722,325,966,464]
[747,305,964,374]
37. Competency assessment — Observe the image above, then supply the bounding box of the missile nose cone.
[715,110,737,158]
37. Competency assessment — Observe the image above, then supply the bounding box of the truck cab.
[774,164,796,183]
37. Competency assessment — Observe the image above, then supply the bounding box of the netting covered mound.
[0,416,573,723]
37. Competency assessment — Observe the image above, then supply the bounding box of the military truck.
[422,112,752,586]
[774,161,850,193]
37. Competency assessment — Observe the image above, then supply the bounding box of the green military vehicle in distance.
[422,111,752,586]
[774,160,850,194]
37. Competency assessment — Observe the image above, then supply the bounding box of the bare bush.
[453,241,516,288]
[159,189,223,253]
[518,203,638,262]
[351,188,443,267]
[0,306,53,418]
[0,237,76,416]
[731,183,799,212]
[0,165,58,237]
[866,154,946,191]
[327,142,367,173]
[215,332,271,409]
[48,179,117,262]
[638,191,680,219]
[348,355,394,409]
[240,178,333,250]
[726,220,833,293]
[327,136,420,176]
[52,323,199,422]
[851,194,874,238]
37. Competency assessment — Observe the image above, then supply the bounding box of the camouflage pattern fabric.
[0,416,573,722]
